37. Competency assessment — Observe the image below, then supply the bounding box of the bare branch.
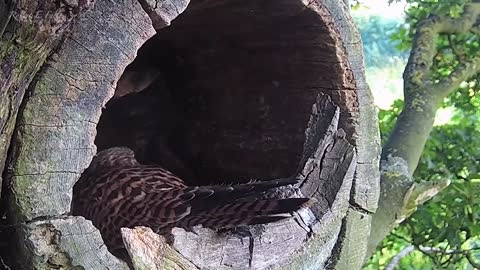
[386,244,480,270]
[386,245,415,270]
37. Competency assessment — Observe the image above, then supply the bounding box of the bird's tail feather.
[179,197,315,228]
[182,178,300,213]
[202,215,289,228]
[206,198,313,217]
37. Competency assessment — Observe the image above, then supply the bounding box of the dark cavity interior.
[95,1,341,186]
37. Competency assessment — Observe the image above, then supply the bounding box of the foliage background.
[353,0,480,269]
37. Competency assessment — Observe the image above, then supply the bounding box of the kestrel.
[72,147,314,260]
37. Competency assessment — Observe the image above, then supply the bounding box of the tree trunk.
[0,0,379,269]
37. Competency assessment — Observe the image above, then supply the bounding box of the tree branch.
[382,2,480,174]
[386,245,415,270]
[436,54,480,97]
[404,3,480,90]
[367,173,450,257]
[385,243,480,270]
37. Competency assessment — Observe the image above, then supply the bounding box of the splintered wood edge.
[70,1,356,269]
[23,216,129,269]
[8,0,193,269]
[122,227,198,270]
[122,94,356,269]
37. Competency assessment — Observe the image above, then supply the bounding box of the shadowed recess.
[95,0,345,186]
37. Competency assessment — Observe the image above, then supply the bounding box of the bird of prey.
[72,147,314,260]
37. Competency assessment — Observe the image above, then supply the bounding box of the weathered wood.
[138,0,190,29]
[20,216,128,269]
[122,226,198,270]
[2,0,190,268]
[0,0,93,195]
[122,95,357,269]
[7,0,156,222]
[95,0,363,186]
[0,0,379,269]
[0,1,94,267]
[319,0,381,267]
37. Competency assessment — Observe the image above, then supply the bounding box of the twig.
[0,256,12,270]
[386,245,415,270]
[447,34,464,61]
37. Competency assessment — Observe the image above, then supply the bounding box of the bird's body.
[72,147,313,260]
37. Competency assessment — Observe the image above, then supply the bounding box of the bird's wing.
[102,166,191,227]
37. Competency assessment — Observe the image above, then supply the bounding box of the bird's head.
[89,147,140,172]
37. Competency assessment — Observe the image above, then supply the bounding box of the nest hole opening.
[95,1,340,186]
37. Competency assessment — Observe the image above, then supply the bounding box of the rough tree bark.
[0,0,380,269]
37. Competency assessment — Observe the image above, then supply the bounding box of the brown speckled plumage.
[72,147,314,260]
